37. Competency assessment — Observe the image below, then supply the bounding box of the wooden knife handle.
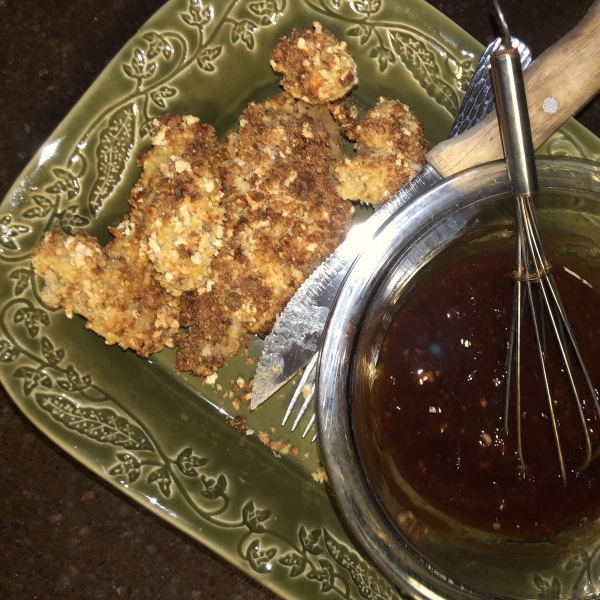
[427,0,600,178]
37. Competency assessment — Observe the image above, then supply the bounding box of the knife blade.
[250,37,532,410]
[252,0,600,409]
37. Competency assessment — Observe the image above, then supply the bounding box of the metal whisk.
[491,0,600,483]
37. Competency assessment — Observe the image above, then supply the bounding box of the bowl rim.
[315,156,600,600]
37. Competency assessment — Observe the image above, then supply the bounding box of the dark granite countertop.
[1,0,599,598]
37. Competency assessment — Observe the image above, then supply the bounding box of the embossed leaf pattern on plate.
[307,0,475,109]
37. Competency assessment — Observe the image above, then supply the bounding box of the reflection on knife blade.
[250,37,532,410]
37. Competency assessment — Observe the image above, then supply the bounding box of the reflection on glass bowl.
[317,157,600,600]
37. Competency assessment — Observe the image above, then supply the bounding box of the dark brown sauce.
[374,241,600,538]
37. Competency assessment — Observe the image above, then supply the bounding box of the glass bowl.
[316,157,600,600]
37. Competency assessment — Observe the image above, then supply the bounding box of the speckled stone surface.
[1,0,599,598]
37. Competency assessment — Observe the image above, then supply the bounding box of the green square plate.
[2,0,600,598]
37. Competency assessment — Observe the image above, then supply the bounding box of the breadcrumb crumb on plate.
[271,21,358,104]
[257,430,298,457]
[311,467,329,483]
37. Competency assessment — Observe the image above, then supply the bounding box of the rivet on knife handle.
[427,0,600,178]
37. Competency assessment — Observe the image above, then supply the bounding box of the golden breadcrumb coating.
[335,98,429,207]
[31,114,225,357]
[270,22,357,104]
[32,229,179,357]
[31,25,431,380]
[329,97,358,139]
[175,92,355,376]
[116,114,226,297]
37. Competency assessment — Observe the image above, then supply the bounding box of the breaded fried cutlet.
[335,98,429,207]
[32,114,226,357]
[116,114,226,297]
[270,22,357,104]
[32,229,179,356]
[175,92,355,376]
[31,24,431,381]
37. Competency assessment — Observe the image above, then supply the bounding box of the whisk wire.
[507,204,527,469]
[507,197,566,479]
[515,280,525,471]
[510,194,597,478]
[545,273,600,418]
[503,283,518,429]
[523,198,594,470]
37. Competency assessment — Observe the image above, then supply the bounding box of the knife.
[250,36,530,410]
[251,0,600,409]
[250,37,522,411]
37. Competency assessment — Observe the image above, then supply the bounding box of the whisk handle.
[491,46,538,196]
[427,0,600,178]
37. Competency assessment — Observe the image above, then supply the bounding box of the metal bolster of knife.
[449,37,532,137]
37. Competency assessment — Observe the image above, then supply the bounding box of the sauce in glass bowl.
[373,241,600,538]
